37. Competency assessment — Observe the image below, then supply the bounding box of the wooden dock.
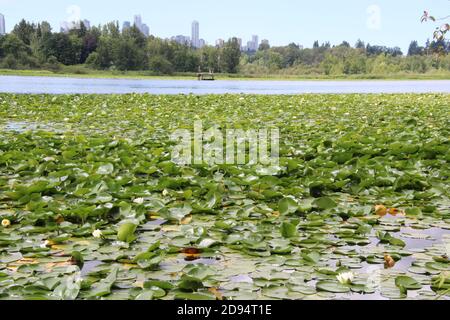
[197,73,215,81]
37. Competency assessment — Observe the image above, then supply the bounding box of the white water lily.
[104,203,113,209]
[42,196,53,202]
[133,198,144,204]
[162,189,169,196]
[40,240,50,248]
[1,219,11,228]
[92,229,103,239]
[336,272,354,285]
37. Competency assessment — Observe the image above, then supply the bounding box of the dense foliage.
[0,19,450,76]
[0,93,449,300]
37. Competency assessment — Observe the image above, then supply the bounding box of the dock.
[197,73,215,81]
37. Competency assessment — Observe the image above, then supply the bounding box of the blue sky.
[0,0,448,52]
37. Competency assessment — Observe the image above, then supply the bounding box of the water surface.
[1,75,449,94]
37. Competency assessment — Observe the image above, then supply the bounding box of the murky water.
[1,76,449,94]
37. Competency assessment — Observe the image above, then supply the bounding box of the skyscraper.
[172,35,191,46]
[215,39,225,48]
[0,13,6,35]
[252,35,259,50]
[134,15,142,30]
[133,15,150,37]
[123,21,131,31]
[191,20,199,48]
[236,38,243,50]
[141,24,150,37]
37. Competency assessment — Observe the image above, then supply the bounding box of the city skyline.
[0,0,448,52]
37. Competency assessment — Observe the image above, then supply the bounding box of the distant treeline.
[0,19,449,76]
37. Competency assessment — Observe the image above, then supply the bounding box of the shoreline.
[1,69,450,82]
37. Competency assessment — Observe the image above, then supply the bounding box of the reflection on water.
[1,121,65,133]
[1,76,450,94]
[230,274,254,284]
[81,260,103,276]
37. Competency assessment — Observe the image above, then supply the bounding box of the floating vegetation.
[0,93,449,300]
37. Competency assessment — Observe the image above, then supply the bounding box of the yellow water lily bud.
[375,205,387,217]
[384,254,396,268]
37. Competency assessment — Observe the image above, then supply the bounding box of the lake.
[0,75,449,94]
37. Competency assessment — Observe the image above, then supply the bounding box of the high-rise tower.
[0,14,6,35]
[191,20,200,48]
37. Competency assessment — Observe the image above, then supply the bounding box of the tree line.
[0,19,449,76]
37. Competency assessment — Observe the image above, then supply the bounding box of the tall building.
[172,35,190,46]
[133,15,150,37]
[134,15,142,30]
[191,20,199,48]
[123,21,131,31]
[0,13,5,35]
[82,19,91,30]
[248,35,259,51]
[236,38,243,50]
[215,39,225,48]
[141,24,150,37]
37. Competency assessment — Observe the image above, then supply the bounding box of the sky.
[0,0,449,52]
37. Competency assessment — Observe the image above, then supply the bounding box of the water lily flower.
[40,240,50,248]
[42,196,53,202]
[104,203,113,209]
[92,229,103,239]
[1,219,11,228]
[133,198,144,204]
[336,272,354,285]
[162,189,169,196]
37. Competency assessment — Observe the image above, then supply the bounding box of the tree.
[113,37,146,71]
[12,19,36,45]
[221,38,241,73]
[408,40,423,56]
[149,55,174,74]
[355,39,365,49]
[46,33,82,65]
[80,30,99,63]
[259,42,270,51]
[1,34,30,59]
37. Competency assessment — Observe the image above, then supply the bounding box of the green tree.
[221,38,241,73]
[408,40,423,56]
[113,37,147,71]
[12,19,36,45]
[1,34,30,59]
[149,55,174,74]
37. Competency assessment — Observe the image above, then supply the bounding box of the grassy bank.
[1,67,450,81]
